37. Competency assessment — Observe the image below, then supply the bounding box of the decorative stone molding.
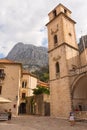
[51,24,58,35]
[51,29,58,35]
[53,55,61,61]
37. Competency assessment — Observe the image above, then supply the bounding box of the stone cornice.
[48,42,79,53]
[46,12,76,26]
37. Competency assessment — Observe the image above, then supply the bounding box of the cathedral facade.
[46,3,87,119]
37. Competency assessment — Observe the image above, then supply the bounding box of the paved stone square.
[0,115,87,130]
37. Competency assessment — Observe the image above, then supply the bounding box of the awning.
[0,97,12,103]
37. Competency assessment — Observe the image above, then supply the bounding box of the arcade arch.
[72,75,87,111]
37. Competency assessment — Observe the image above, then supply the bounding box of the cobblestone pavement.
[0,115,87,130]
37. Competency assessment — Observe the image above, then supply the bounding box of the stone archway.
[72,73,87,119]
[72,75,87,111]
[19,103,26,114]
[72,74,87,119]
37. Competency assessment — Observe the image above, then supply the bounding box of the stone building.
[19,70,38,114]
[0,59,22,116]
[0,59,38,115]
[46,3,87,119]
[25,77,50,116]
[26,94,50,116]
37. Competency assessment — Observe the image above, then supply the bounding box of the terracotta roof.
[0,58,21,65]
[0,58,15,63]
[22,69,30,74]
[22,69,37,78]
[37,80,49,88]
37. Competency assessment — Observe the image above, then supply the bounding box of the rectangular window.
[0,86,2,94]
[22,81,27,88]
[0,69,5,79]
[54,35,58,47]
[22,81,25,88]
[54,35,58,44]
[55,62,60,78]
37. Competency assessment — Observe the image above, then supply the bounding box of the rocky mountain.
[6,42,48,72]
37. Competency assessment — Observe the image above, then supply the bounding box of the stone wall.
[0,63,21,116]
[26,94,50,116]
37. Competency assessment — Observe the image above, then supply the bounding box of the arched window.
[55,62,60,74]
[54,35,58,45]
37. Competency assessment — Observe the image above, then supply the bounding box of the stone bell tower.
[46,3,79,118]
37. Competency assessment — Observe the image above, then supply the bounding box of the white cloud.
[0,0,87,57]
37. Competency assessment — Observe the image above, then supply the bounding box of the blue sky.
[0,53,5,58]
[0,0,87,58]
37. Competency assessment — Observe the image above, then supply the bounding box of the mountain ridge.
[6,42,48,72]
